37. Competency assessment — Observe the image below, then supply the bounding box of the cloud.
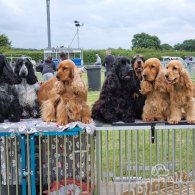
[1,0,195,49]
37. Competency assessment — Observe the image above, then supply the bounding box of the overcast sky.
[1,0,195,50]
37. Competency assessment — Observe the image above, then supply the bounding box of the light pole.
[74,20,84,49]
[46,0,51,48]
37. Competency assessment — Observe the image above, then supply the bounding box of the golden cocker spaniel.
[38,60,91,125]
[165,60,195,124]
[140,58,170,122]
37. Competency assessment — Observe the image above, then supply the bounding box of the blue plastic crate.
[72,58,82,66]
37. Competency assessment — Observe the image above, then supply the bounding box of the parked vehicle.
[161,56,188,68]
[161,56,195,77]
[184,56,195,62]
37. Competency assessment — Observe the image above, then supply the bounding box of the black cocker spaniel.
[92,56,138,123]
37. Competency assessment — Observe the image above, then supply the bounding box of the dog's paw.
[57,120,68,126]
[22,115,30,119]
[8,114,19,122]
[143,117,154,122]
[22,110,30,119]
[82,117,91,124]
[44,117,56,122]
[32,110,40,118]
[187,119,195,124]
[168,119,179,124]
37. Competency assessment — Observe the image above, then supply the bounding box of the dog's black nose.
[21,72,26,77]
[137,60,142,65]
[165,74,169,79]
[128,67,134,76]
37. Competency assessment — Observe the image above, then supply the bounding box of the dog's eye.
[173,67,177,70]
[151,65,155,69]
[62,67,67,71]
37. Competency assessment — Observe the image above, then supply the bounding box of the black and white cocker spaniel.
[92,56,138,123]
[14,57,40,118]
[0,55,21,122]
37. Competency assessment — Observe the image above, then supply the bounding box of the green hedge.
[3,50,44,62]
[3,48,195,64]
[83,48,195,64]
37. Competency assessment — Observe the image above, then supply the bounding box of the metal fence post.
[20,135,27,195]
[193,129,195,192]
[30,135,36,195]
[96,131,101,195]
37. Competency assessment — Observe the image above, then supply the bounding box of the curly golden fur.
[165,60,195,124]
[38,60,91,125]
[140,58,170,122]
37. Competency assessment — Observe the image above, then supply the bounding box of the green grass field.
[100,129,194,178]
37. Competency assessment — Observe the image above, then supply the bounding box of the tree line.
[1,32,195,63]
[131,32,195,51]
[1,32,195,52]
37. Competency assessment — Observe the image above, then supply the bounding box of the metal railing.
[0,130,95,195]
[95,124,195,195]
[0,123,195,195]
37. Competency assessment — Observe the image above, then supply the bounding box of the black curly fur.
[131,55,146,119]
[0,55,21,122]
[0,55,21,84]
[92,56,137,123]
[133,79,146,119]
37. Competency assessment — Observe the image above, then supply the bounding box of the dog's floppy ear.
[112,57,121,72]
[180,68,193,91]
[2,56,21,84]
[154,70,167,93]
[155,61,162,76]
[141,56,145,62]
[14,58,22,76]
[107,57,121,89]
[131,56,136,67]
[106,74,121,90]
[26,59,38,84]
[70,66,75,80]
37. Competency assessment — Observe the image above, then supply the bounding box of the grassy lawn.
[83,70,105,107]
[100,129,194,178]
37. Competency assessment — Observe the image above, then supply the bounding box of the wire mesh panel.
[34,132,95,195]
[96,125,195,195]
[0,134,23,195]
[0,129,95,195]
